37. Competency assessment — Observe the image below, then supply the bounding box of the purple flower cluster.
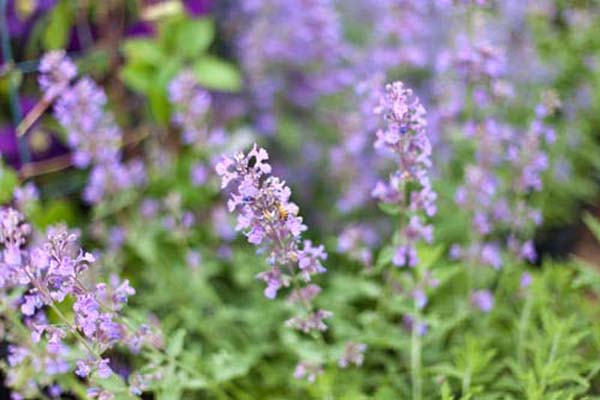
[232,0,349,132]
[452,94,558,268]
[0,207,156,397]
[338,342,367,368]
[38,50,77,101]
[38,51,146,204]
[372,82,437,267]
[217,144,331,376]
[337,224,379,268]
[167,70,215,146]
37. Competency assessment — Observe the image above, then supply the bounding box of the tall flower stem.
[517,287,534,365]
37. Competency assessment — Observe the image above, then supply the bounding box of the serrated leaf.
[193,56,242,92]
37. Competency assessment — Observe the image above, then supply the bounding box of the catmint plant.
[216,144,331,378]
[371,81,437,400]
[38,51,146,204]
[0,207,161,398]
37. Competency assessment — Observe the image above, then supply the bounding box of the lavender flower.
[337,224,378,268]
[0,207,156,396]
[338,342,367,368]
[13,182,39,210]
[471,290,494,312]
[293,361,323,383]
[216,144,330,334]
[39,52,146,204]
[372,82,437,267]
[167,70,213,145]
[232,0,349,133]
[38,50,77,101]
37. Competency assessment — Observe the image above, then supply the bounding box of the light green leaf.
[377,202,402,216]
[193,56,242,92]
[120,63,155,93]
[176,18,215,58]
[167,329,186,357]
[148,86,171,125]
[0,166,18,203]
[43,0,72,50]
[122,39,166,65]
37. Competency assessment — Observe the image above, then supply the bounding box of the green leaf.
[122,39,166,65]
[120,63,156,93]
[148,86,171,125]
[441,382,454,400]
[156,58,183,89]
[377,202,402,216]
[30,200,76,228]
[193,56,242,92]
[167,329,186,357]
[43,0,72,50]
[375,244,394,269]
[0,166,18,203]
[584,212,600,244]
[175,18,215,58]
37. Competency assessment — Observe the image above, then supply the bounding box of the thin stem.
[517,288,533,365]
[411,302,423,400]
[24,269,102,359]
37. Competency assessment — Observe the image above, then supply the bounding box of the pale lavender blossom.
[293,361,323,383]
[520,272,533,289]
[39,52,146,204]
[168,70,212,145]
[471,290,494,312]
[372,82,437,267]
[0,208,155,395]
[216,144,330,334]
[13,182,39,209]
[338,342,367,368]
[38,50,77,100]
[232,0,349,133]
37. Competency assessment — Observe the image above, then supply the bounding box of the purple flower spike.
[372,81,436,267]
[216,144,330,333]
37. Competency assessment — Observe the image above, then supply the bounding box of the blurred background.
[3,0,600,398]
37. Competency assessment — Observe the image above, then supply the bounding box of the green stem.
[411,303,423,400]
[517,288,533,365]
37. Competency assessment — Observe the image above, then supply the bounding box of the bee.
[277,203,289,221]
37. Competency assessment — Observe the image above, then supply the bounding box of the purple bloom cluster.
[337,224,379,268]
[0,207,157,397]
[338,342,367,368]
[38,51,146,204]
[452,94,558,268]
[167,70,215,146]
[217,144,331,375]
[471,289,494,312]
[38,50,77,101]
[372,82,437,267]
[232,0,349,132]
[293,361,323,383]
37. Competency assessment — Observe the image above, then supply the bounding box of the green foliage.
[43,0,73,50]
[120,16,241,124]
